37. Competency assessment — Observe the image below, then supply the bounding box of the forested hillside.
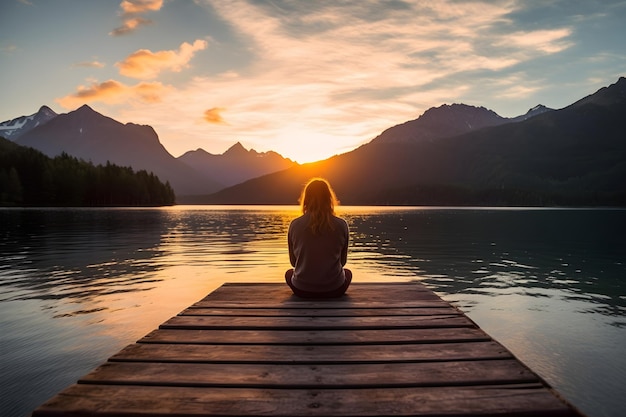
[0,137,175,206]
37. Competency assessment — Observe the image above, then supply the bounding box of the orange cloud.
[116,40,208,79]
[503,28,573,54]
[56,79,167,108]
[119,0,163,15]
[204,107,227,124]
[110,0,163,35]
[110,16,152,36]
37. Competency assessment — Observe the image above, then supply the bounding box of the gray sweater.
[288,213,349,292]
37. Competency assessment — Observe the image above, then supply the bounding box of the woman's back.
[285,178,352,298]
[288,212,348,292]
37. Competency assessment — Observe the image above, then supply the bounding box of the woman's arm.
[287,227,297,267]
[340,221,348,266]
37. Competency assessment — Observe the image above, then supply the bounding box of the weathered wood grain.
[191,299,451,308]
[80,359,539,388]
[110,341,512,363]
[180,306,461,316]
[140,327,492,345]
[33,384,577,416]
[160,314,473,330]
[31,282,584,417]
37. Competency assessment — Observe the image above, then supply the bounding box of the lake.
[0,206,624,417]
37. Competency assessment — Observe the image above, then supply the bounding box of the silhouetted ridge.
[371,103,507,144]
[16,105,221,195]
[177,142,297,189]
[223,141,249,157]
[204,77,626,206]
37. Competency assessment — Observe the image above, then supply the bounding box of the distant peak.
[71,104,109,120]
[77,104,95,112]
[38,105,56,115]
[420,103,503,123]
[526,104,553,114]
[224,141,248,156]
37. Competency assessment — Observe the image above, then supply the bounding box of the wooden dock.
[33,282,584,416]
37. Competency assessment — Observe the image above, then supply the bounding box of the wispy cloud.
[1,44,18,54]
[72,60,106,69]
[116,40,208,79]
[56,79,169,109]
[119,0,163,15]
[499,28,574,54]
[110,17,153,36]
[204,107,228,124]
[110,0,163,36]
[109,0,578,161]
[58,38,206,109]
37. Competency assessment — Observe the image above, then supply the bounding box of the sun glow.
[270,127,368,164]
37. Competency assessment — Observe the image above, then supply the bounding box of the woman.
[285,178,352,298]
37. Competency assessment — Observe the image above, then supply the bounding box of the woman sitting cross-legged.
[285,177,352,298]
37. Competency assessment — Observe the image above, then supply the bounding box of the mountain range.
[179,143,296,188]
[203,77,626,206]
[2,77,624,205]
[0,105,58,140]
[3,105,296,196]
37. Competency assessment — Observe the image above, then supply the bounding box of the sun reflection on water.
[0,206,624,417]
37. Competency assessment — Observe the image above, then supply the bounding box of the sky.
[1,0,625,163]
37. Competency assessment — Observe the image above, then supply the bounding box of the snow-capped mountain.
[16,104,222,196]
[510,104,554,123]
[0,105,57,140]
[10,104,297,196]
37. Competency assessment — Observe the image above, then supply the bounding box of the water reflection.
[1,207,624,321]
[0,206,625,417]
[0,209,168,306]
[1,207,624,315]
[343,208,626,324]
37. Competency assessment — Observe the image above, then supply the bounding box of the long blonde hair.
[299,178,339,235]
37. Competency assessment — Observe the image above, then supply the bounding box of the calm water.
[0,206,624,417]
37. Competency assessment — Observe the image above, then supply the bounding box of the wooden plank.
[160,314,473,330]
[110,341,512,364]
[79,359,540,388]
[198,282,443,304]
[180,307,461,316]
[33,384,577,416]
[140,327,492,345]
[191,299,451,308]
[32,282,585,417]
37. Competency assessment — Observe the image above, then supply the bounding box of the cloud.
[1,44,17,54]
[204,107,227,124]
[116,0,583,162]
[110,0,163,35]
[72,60,106,69]
[116,40,208,79]
[502,28,574,54]
[110,17,153,36]
[56,79,169,109]
[119,0,163,15]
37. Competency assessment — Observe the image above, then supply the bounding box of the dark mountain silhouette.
[510,104,553,122]
[371,103,554,145]
[178,142,297,188]
[371,103,507,145]
[0,137,175,206]
[0,105,58,140]
[203,78,626,206]
[16,105,221,196]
